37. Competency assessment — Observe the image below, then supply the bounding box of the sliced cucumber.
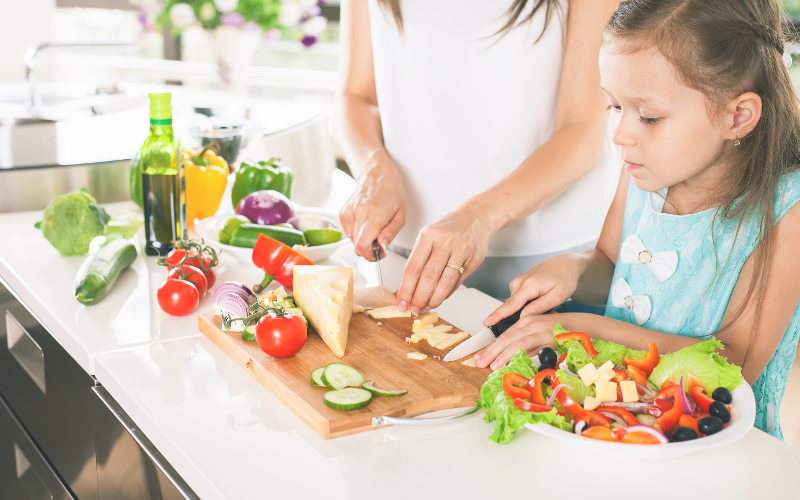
[323,388,373,411]
[321,363,365,389]
[310,367,325,387]
[362,380,408,397]
[241,324,257,342]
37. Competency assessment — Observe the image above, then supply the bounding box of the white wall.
[0,0,55,83]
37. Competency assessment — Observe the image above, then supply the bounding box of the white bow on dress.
[611,278,651,326]
[620,234,678,282]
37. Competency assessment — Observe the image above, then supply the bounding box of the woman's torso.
[368,0,618,256]
[604,173,800,438]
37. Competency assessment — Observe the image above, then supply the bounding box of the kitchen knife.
[372,239,385,299]
[442,299,534,362]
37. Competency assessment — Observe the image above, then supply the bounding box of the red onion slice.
[558,360,579,379]
[212,281,257,315]
[678,376,696,415]
[635,382,656,402]
[599,401,651,414]
[599,411,629,427]
[546,383,573,408]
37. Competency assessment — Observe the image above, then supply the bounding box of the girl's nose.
[611,115,636,148]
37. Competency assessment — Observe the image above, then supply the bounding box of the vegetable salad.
[476,325,743,445]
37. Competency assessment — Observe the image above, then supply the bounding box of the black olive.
[538,347,558,368]
[671,426,698,441]
[712,387,733,404]
[708,401,731,423]
[698,416,724,435]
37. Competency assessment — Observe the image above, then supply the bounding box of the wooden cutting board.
[197,287,491,439]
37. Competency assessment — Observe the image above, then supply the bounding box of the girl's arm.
[396,0,623,313]
[333,0,407,261]
[478,201,800,376]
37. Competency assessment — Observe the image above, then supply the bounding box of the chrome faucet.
[24,42,135,118]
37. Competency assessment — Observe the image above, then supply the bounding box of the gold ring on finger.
[446,263,464,275]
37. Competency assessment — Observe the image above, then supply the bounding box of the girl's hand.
[483,254,583,327]
[474,313,561,370]
[396,209,490,313]
[339,164,406,261]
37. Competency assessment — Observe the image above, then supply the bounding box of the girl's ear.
[726,91,762,140]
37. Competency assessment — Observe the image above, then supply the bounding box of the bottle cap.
[148,93,172,124]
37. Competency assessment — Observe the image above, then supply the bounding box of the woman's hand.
[483,254,584,327]
[339,164,406,261]
[396,209,491,313]
[474,313,563,370]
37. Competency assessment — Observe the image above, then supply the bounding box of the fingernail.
[490,362,499,371]
[410,305,421,315]
[397,301,408,312]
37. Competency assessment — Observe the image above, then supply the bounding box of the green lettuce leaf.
[476,350,570,444]
[556,369,594,405]
[648,338,743,394]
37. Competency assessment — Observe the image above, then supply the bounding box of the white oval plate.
[194,206,349,263]
[524,383,755,460]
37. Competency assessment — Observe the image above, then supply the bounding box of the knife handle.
[371,239,381,260]
[488,299,534,337]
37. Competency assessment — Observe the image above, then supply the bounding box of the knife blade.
[372,239,385,299]
[442,299,534,362]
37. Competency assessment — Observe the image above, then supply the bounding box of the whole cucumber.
[74,237,137,305]
[229,223,306,248]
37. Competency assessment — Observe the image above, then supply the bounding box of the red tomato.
[255,313,307,358]
[166,249,211,272]
[157,278,200,316]
[168,264,208,297]
[203,267,216,289]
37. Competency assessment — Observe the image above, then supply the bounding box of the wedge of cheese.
[292,265,354,358]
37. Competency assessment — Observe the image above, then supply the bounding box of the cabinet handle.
[91,385,199,500]
[4,310,46,394]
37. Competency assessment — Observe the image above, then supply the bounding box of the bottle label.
[149,118,173,125]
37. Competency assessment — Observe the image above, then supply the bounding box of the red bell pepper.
[654,385,684,434]
[647,397,674,418]
[554,331,598,357]
[622,430,661,445]
[527,368,558,406]
[690,385,714,413]
[660,376,674,391]
[626,365,648,395]
[554,389,612,427]
[656,384,682,401]
[251,234,314,292]
[582,426,619,442]
[502,372,531,400]
[557,351,568,367]
[596,404,640,426]
[513,399,553,413]
[624,341,659,375]
[678,414,700,435]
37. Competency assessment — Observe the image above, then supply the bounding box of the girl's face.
[599,40,731,198]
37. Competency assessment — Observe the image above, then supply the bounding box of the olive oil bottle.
[141,93,186,256]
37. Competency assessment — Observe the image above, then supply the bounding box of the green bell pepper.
[231,158,293,209]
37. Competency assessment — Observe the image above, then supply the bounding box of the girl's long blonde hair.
[606,0,800,358]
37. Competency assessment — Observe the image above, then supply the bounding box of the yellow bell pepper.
[184,148,228,227]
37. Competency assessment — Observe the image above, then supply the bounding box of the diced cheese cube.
[596,360,616,382]
[577,363,600,387]
[620,380,639,403]
[434,331,469,350]
[407,352,428,360]
[595,380,618,402]
[367,305,412,319]
[412,312,438,332]
[582,396,601,411]
[461,357,477,367]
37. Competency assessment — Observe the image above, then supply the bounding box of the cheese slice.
[425,330,453,348]
[434,331,469,350]
[292,265,354,358]
[460,357,477,367]
[412,312,438,332]
[367,305,412,319]
[407,352,428,360]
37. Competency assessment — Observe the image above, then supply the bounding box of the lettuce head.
[35,188,110,256]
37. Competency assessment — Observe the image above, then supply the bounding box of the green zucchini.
[74,237,137,305]
[229,223,306,248]
[321,363,365,390]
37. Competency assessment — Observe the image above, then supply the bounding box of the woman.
[334,0,620,313]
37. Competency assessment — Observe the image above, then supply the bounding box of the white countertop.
[1,177,800,499]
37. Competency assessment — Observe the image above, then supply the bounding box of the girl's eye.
[605,104,622,112]
[639,116,660,125]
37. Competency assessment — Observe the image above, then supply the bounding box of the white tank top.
[368,0,618,256]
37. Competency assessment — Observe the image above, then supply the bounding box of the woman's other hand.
[339,160,406,261]
[396,209,491,313]
[483,254,583,327]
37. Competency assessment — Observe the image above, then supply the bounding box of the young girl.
[475,0,800,439]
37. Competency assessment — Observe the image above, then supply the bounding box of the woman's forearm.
[332,93,398,181]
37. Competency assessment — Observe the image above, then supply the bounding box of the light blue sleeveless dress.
[604,172,800,439]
